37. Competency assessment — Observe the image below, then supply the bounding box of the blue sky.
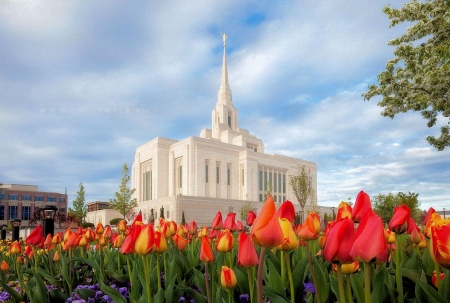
[1,0,449,211]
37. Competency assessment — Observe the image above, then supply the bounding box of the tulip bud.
[200,236,215,263]
[95,222,104,235]
[172,234,188,251]
[154,231,168,253]
[103,226,112,239]
[220,266,237,289]
[237,232,258,267]
[118,220,127,232]
[215,229,234,253]
[277,218,299,251]
[53,250,61,262]
[10,241,22,255]
[246,211,256,226]
[212,212,223,230]
[0,261,9,272]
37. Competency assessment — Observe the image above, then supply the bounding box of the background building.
[0,183,67,226]
[85,201,122,226]
[131,37,319,227]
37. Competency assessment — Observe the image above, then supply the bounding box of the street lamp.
[40,205,58,238]
[12,219,21,242]
[0,224,7,241]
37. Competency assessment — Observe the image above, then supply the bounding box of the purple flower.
[303,282,315,294]
[240,294,250,303]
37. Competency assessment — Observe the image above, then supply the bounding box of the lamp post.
[40,205,58,238]
[1,224,7,241]
[12,219,21,242]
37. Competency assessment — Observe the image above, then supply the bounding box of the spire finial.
[221,33,227,46]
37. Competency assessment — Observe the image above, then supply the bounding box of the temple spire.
[218,33,232,105]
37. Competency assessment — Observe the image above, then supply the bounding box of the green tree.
[372,191,421,224]
[69,182,87,226]
[240,201,253,222]
[181,210,186,226]
[289,166,315,223]
[160,206,165,219]
[363,0,450,150]
[109,163,138,219]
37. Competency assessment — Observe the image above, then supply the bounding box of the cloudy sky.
[1,0,448,211]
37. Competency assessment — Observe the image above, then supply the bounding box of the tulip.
[385,228,396,244]
[160,222,172,239]
[187,221,198,235]
[424,207,436,226]
[153,230,167,253]
[409,220,422,244]
[200,236,215,263]
[103,226,112,239]
[350,211,387,263]
[177,224,188,236]
[216,229,234,253]
[209,229,218,239]
[78,235,89,247]
[67,232,80,248]
[237,232,259,267]
[336,201,352,221]
[277,218,299,251]
[318,235,327,249]
[429,219,450,269]
[84,228,96,242]
[10,241,22,255]
[64,228,73,242]
[333,261,359,275]
[44,234,53,249]
[223,213,237,231]
[236,220,244,232]
[168,221,177,236]
[432,271,445,288]
[417,233,427,248]
[95,222,104,235]
[351,190,372,222]
[278,200,295,223]
[134,224,155,255]
[118,220,127,232]
[53,250,60,262]
[52,232,63,245]
[113,234,124,248]
[212,211,223,230]
[388,204,410,234]
[250,195,284,248]
[0,261,9,272]
[131,211,143,225]
[425,212,443,238]
[298,212,321,241]
[246,210,256,226]
[324,218,355,264]
[26,224,44,247]
[220,266,237,289]
[172,233,188,251]
[198,226,208,238]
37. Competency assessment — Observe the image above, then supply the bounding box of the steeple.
[218,33,233,105]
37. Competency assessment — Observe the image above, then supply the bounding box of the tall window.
[142,160,152,201]
[227,167,231,186]
[35,195,43,202]
[175,157,183,195]
[22,206,30,220]
[0,206,4,220]
[228,115,231,128]
[8,206,17,220]
[216,166,220,184]
[47,196,56,202]
[205,163,209,183]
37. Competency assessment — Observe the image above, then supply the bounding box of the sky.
[0,0,449,212]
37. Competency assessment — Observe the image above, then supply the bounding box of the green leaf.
[416,278,446,303]
[292,254,308,292]
[154,287,165,303]
[234,266,250,296]
[100,282,127,303]
[176,285,207,303]
[75,288,97,300]
[371,265,387,303]
[48,289,69,303]
[312,256,329,303]
[263,286,290,303]
[193,267,207,295]
[0,280,24,302]
[438,269,450,302]
[266,257,284,296]
[104,270,129,283]
[329,274,339,300]
[165,274,177,303]
[350,272,364,303]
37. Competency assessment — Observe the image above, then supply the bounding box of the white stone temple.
[130,35,317,227]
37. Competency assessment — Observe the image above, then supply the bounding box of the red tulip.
[44,233,53,249]
[430,219,450,269]
[278,200,295,223]
[336,202,352,221]
[351,191,372,222]
[153,230,167,253]
[131,211,143,225]
[26,224,44,246]
[323,218,355,264]
[168,221,177,236]
[200,236,215,263]
[246,210,256,226]
[350,210,387,263]
[389,204,410,234]
[236,220,244,232]
[187,221,198,235]
[237,232,259,267]
[172,233,188,251]
[223,213,237,231]
[298,212,321,241]
[423,207,435,226]
[212,211,223,230]
[250,195,284,248]
[425,212,442,238]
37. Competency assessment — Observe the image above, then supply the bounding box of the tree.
[363,0,450,150]
[240,201,253,222]
[69,182,87,226]
[289,166,315,223]
[372,191,421,224]
[181,210,186,226]
[160,206,165,219]
[109,163,138,219]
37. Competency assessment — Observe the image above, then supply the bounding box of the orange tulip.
[237,232,259,267]
[389,204,410,234]
[350,211,387,263]
[212,211,223,230]
[172,233,188,251]
[424,207,436,226]
[53,250,60,262]
[417,233,427,249]
[160,222,172,239]
[336,202,352,221]
[168,221,177,236]
[177,224,188,236]
[318,235,327,249]
[246,210,256,226]
[323,218,355,264]
[333,261,359,275]
[67,232,80,248]
[52,232,63,245]
[187,221,198,235]
[10,241,22,255]
[134,224,155,255]
[84,228,96,243]
[200,236,215,263]
[64,228,73,242]
[250,195,284,248]
[409,221,422,244]
[0,261,9,272]
[26,224,44,247]
[220,266,237,289]
[44,233,53,249]
[425,212,442,238]
[95,222,104,235]
[430,219,450,269]
[298,212,321,241]
[153,230,167,253]
[113,234,124,248]
[118,220,127,232]
[223,213,237,231]
[351,191,372,223]
[78,235,89,247]
[216,229,234,253]
[198,227,208,238]
[278,200,295,223]
[277,218,299,251]
[103,226,112,239]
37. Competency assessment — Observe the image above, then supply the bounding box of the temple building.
[131,36,317,227]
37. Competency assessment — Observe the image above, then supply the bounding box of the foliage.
[109,164,138,219]
[149,209,155,224]
[363,0,450,150]
[289,166,315,221]
[109,218,123,226]
[181,210,186,226]
[69,182,87,226]
[372,191,421,223]
[160,206,165,220]
[239,201,253,222]
[82,222,95,228]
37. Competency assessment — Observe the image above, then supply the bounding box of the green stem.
[157,254,161,289]
[32,247,38,273]
[205,262,212,303]
[142,255,153,303]
[306,242,321,303]
[281,251,285,286]
[435,262,442,289]
[227,288,232,303]
[247,267,254,303]
[285,252,295,303]
[345,274,352,303]
[117,249,121,272]
[163,252,167,283]
[257,247,266,303]
[336,264,346,303]
[126,255,133,289]
[395,235,403,303]
[364,263,371,303]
